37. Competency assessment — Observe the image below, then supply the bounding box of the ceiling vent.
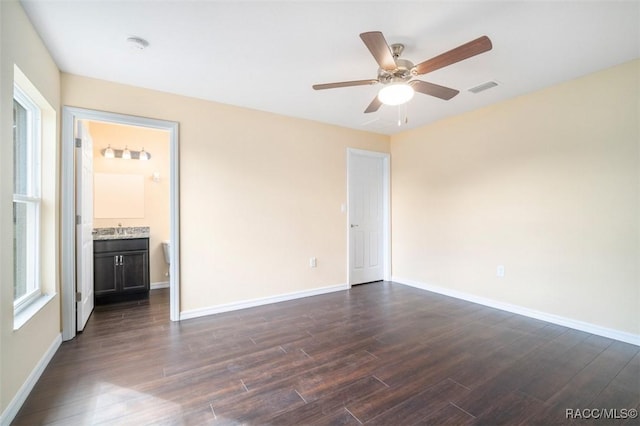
[468,81,498,94]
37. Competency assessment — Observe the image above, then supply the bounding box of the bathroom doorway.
[61,107,180,341]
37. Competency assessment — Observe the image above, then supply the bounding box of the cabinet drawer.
[94,238,149,253]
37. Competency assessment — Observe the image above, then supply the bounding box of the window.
[13,83,42,313]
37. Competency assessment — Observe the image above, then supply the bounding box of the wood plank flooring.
[12,282,640,425]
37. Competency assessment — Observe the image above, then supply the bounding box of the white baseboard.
[1,333,62,426]
[180,283,349,321]
[392,276,640,347]
[150,281,170,290]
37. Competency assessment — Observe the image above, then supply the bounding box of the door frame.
[346,148,391,286]
[61,107,180,341]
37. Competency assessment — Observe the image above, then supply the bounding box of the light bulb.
[122,146,131,160]
[139,148,149,161]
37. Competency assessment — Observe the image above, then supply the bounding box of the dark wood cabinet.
[94,238,149,304]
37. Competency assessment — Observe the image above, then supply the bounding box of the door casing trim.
[61,107,180,341]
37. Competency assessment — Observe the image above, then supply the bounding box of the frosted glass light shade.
[378,83,414,106]
[139,148,149,161]
[104,145,115,159]
[122,146,131,160]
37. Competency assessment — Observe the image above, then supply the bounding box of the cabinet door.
[94,253,118,296]
[121,251,149,293]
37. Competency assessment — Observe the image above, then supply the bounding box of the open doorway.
[61,107,180,341]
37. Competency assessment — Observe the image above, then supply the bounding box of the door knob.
[350,224,359,228]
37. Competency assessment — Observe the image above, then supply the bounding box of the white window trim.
[13,293,56,330]
[13,83,43,316]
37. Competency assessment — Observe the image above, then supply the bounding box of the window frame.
[13,83,42,314]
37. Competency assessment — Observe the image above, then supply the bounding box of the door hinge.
[75,138,82,148]
[76,214,81,225]
[76,292,82,302]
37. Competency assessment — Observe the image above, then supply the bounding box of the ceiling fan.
[312,31,492,113]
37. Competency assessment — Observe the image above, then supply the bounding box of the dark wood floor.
[13,282,640,425]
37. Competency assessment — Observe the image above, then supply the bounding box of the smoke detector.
[126,36,149,51]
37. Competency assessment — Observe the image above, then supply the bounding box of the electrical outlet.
[497,265,505,278]
[309,257,317,268]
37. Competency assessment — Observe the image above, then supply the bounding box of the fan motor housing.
[378,57,415,84]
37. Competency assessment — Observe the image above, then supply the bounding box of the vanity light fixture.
[100,146,152,160]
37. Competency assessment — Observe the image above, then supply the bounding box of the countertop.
[93,226,150,240]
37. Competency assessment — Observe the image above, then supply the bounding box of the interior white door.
[76,120,94,331]
[349,151,384,285]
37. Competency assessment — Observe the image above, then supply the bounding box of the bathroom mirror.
[94,173,145,218]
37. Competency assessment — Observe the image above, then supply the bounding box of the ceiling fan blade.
[414,35,492,75]
[364,96,382,113]
[312,79,378,90]
[360,31,397,71]
[410,80,459,100]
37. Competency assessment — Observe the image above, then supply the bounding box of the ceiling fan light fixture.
[378,82,415,106]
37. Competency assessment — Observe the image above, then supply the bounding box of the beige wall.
[89,121,171,284]
[61,74,390,311]
[0,0,61,416]
[391,59,639,335]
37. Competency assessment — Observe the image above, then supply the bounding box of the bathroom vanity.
[93,227,150,304]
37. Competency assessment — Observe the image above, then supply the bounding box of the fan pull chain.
[397,104,409,126]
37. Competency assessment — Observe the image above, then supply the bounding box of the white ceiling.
[20,1,640,135]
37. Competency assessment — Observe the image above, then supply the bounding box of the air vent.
[468,81,498,94]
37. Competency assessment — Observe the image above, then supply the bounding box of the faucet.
[117,223,123,235]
